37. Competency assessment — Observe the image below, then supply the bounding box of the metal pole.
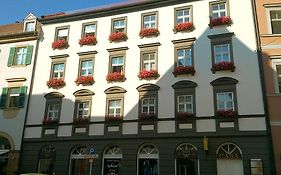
[89,159,93,175]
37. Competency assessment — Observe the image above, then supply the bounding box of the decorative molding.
[44,92,65,99]
[105,86,127,94]
[137,83,160,92]
[6,78,26,83]
[208,32,234,39]
[77,51,98,56]
[73,89,95,97]
[50,54,69,59]
[263,3,281,7]
[210,77,238,86]
[172,37,196,44]
[138,42,161,48]
[172,80,197,89]
[106,47,129,52]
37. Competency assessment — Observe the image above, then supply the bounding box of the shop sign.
[104,159,121,175]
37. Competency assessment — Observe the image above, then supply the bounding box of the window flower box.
[42,118,59,126]
[210,16,232,28]
[216,110,237,117]
[73,117,90,125]
[139,28,160,38]
[138,70,159,80]
[139,113,157,120]
[52,39,68,50]
[46,78,65,89]
[211,61,235,73]
[106,72,126,83]
[176,112,195,120]
[173,22,194,33]
[108,32,127,42]
[173,66,195,77]
[105,115,123,122]
[75,76,94,86]
[79,35,97,46]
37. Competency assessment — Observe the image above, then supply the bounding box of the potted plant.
[106,72,126,83]
[216,110,237,117]
[138,70,159,80]
[139,113,157,120]
[210,16,232,28]
[211,61,235,73]
[52,39,68,50]
[173,66,195,76]
[108,32,127,42]
[42,118,59,126]
[79,35,97,46]
[75,76,94,86]
[46,78,65,89]
[139,28,160,38]
[173,22,194,33]
[105,115,123,122]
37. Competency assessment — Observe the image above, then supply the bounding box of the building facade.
[254,0,281,174]
[0,14,39,175]
[20,0,273,174]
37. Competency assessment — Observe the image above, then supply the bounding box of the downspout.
[18,25,41,173]
[251,0,276,174]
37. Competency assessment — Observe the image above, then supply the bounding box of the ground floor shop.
[20,136,272,175]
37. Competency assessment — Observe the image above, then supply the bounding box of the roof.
[0,23,24,36]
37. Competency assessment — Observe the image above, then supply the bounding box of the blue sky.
[0,0,127,25]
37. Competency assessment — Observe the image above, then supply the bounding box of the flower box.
[173,66,195,76]
[73,117,90,125]
[79,35,97,46]
[52,39,68,50]
[75,76,94,86]
[139,113,157,120]
[176,112,195,120]
[138,70,159,80]
[216,110,237,117]
[108,32,127,42]
[105,115,123,122]
[42,118,59,126]
[106,72,126,83]
[210,16,232,27]
[46,78,65,89]
[211,61,235,72]
[173,22,194,33]
[139,28,160,38]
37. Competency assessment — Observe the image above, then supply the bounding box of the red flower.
[210,16,232,27]
[105,115,123,122]
[108,32,127,42]
[216,110,237,117]
[176,112,194,120]
[75,76,94,86]
[138,70,159,80]
[211,61,235,72]
[42,118,59,126]
[79,35,97,46]
[73,117,90,124]
[139,28,160,38]
[46,78,65,89]
[140,113,157,120]
[173,66,195,76]
[106,72,126,82]
[173,22,194,33]
[52,39,68,50]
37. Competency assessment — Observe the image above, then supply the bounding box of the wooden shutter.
[18,86,27,108]
[7,47,16,67]
[0,88,8,109]
[25,45,34,65]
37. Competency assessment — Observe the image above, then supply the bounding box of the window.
[143,52,156,71]
[177,48,192,67]
[110,56,124,73]
[46,104,60,120]
[73,89,94,122]
[214,44,230,63]
[105,87,126,120]
[38,145,56,174]
[175,7,192,24]
[43,92,64,123]
[108,100,121,117]
[112,17,127,33]
[103,145,122,175]
[142,12,158,29]
[250,159,264,175]
[210,1,228,19]
[216,92,234,111]
[55,26,69,41]
[82,22,97,36]
[137,144,159,175]
[178,95,193,113]
[0,86,27,109]
[7,46,33,66]
[25,22,35,32]
[142,98,156,115]
[76,101,90,118]
[80,60,93,76]
[51,63,65,79]
[268,9,281,34]
[272,59,281,93]
[107,48,127,82]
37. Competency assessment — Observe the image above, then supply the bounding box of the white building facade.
[21,0,273,175]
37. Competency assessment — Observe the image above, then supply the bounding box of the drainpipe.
[251,0,276,174]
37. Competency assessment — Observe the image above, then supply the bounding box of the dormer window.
[25,22,35,32]
[23,13,37,32]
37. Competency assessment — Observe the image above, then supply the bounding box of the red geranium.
[138,70,159,80]
[73,117,90,124]
[105,115,123,122]
[75,76,94,86]
[176,112,195,120]
[210,16,232,27]
[173,22,194,33]
[108,32,127,42]
[79,35,97,46]
[212,61,235,72]
[173,66,195,76]
[106,72,126,82]
[140,113,157,120]
[216,110,237,117]
[139,28,160,38]
[42,118,59,126]
[46,78,65,89]
[52,39,68,50]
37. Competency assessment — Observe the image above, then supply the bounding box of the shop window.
[38,145,56,174]
[103,145,122,175]
[137,144,159,175]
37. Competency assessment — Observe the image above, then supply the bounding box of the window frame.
[50,57,66,80]
[75,99,91,119]
[271,58,281,93]
[139,44,159,72]
[266,6,281,35]
[173,38,195,69]
[44,97,63,122]
[46,103,61,121]
[209,0,230,19]
[174,6,193,25]
[81,21,97,37]
[14,47,28,65]
[216,91,234,111]
[111,17,127,33]
[7,87,20,108]
[54,26,70,42]
[177,95,194,113]
[141,11,158,29]
[25,21,36,32]
[107,47,127,74]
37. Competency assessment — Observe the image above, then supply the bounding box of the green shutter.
[18,86,27,108]
[25,45,33,65]
[0,88,8,109]
[7,47,16,67]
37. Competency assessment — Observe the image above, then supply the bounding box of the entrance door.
[177,159,197,175]
[217,159,244,175]
[71,159,89,175]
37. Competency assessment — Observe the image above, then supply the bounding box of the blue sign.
[89,148,96,155]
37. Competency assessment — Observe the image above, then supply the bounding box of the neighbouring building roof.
[0,23,24,36]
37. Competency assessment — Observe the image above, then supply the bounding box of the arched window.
[69,146,89,175]
[38,145,55,174]
[103,145,122,175]
[216,142,244,175]
[175,143,199,175]
[138,144,159,175]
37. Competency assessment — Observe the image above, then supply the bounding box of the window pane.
[58,29,68,36]
[84,24,96,33]
[271,21,281,34]
[25,22,35,32]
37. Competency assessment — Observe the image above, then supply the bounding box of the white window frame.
[177,95,193,113]
[142,97,156,114]
[25,22,36,32]
[111,56,124,73]
[57,28,68,41]
[211,2,227,18]
[266,6,281,35]
[214,43,231,63]
[15,47,27,65]
[52,63,65,79]
[143,14,156,29]
[272,58,281,93]
[177,48,192,67]
[176,8,191,24]
[81,60,93,76]
[84,24,96,36]
[47,104,60,120]
[113,19,126,33]
[142,52,156,71]
[108,99,121,117]
[76,101,90,118]
[216,92,234,111]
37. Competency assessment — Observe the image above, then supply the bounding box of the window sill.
[10,64,28,68]
[260,34,281,37]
